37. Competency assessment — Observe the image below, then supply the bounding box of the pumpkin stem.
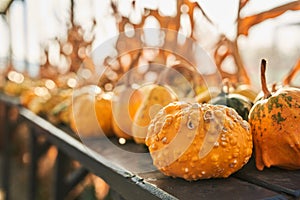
[221,78,231,95]
[260,59,271,99]
[282,59,300,86]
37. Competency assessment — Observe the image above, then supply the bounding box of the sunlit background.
[0,0,299,87]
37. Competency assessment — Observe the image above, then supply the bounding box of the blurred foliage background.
[0,0,299,90]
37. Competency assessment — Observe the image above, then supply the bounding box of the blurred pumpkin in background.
[132,84,177,144]
[195,87,220,104]
[69,85,113,137]
[95,92,114,137]
[233,83,258,103]
[111,84,144,139]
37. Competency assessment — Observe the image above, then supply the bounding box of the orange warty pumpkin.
[146,101,252,180]
[249,59,300,170]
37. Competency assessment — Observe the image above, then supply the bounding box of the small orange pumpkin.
[249,59,300,170]
[93,92,114,137]
[132,84,177,144]
[195,87,219,104]
[233,83,258,103]
[111,85,144,139]
[146,101,252,180]
[70,85,113,137]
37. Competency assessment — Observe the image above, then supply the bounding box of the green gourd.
[209,79,253,121]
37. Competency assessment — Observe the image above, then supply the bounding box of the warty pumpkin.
[249,59,300,170]
[146,101,252,180]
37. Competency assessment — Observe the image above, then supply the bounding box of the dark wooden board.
[141,172,286,200]
[0,93,20,105]
[84,137,289,200]
[234,158,300,197]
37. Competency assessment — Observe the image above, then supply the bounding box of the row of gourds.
[1,59,300,181]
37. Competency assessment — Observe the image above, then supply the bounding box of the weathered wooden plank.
[85,137,289,200]
[141,171,287,200]
[0,93,20,105]
[234,158,300,198]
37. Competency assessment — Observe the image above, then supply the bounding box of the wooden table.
[1,93,300,200]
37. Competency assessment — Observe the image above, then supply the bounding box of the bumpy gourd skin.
[249,88,300,170]
[146,102,252,181]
